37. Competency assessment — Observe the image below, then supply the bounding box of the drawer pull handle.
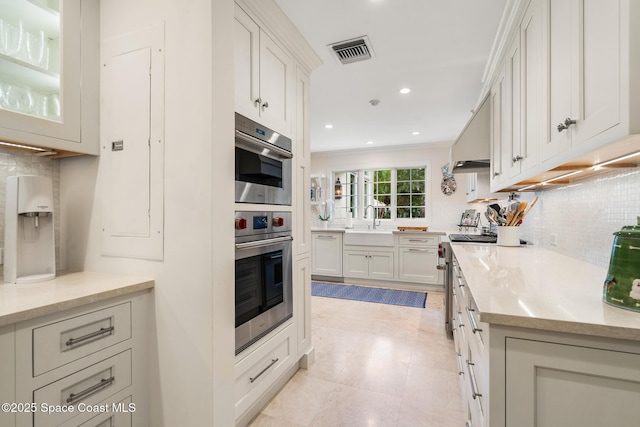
[466,307,483,333]
[250,358,279,383]
[455,352,464,376]
[467,361,482,399]
[408,248,427,252]
[408,239,429,242]
[316,235,336,239]
[66,376,115,404]
[66,326,115,347]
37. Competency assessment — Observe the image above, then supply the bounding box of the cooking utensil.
[519,196,538,223]
[509,201,527,226]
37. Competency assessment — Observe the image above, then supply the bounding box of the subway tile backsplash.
[0,148,60,273]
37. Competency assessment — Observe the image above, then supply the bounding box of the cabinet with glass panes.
[0,0,98,155]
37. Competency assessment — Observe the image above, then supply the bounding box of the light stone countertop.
[451,243,640,341]
[310,227,447,235]
[0,271,154,327]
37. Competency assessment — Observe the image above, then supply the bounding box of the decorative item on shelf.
[334,178,342,199]
[603,225,640,312]
[317,199,335,228]
[440,164,456,195]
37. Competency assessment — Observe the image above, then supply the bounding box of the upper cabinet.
[234,4,294,137]
[541,0,621,161]
[0,0,99,155]
[488,0,640,192]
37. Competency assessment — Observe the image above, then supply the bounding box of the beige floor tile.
[248,290,463,427]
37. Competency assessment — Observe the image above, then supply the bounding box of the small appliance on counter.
[4,175,56,284]
[604,224,640,312]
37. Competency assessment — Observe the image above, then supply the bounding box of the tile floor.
[248,290,465,426]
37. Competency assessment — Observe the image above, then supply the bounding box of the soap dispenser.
[4,175,56,284]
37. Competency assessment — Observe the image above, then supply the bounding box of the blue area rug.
[311,281,427,308]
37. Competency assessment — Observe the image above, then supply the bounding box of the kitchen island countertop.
[451,243,640,341]
[0,271,154,326]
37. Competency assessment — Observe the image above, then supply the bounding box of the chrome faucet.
[366,205,381,230]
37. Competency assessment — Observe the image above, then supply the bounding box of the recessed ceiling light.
[367,141,374,145]
[412,131,420,136]
[324,124,333,129]
[399,87,411,94]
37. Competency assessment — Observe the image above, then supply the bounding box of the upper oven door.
[235,114,293,205]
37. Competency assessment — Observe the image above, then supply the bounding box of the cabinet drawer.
[235,324,294,416]
[397,235,439,247]
[33,303,131,376]
[34,350,132,427]
[58,395,133,427]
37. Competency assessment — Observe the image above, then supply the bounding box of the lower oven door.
[235,236,293,354]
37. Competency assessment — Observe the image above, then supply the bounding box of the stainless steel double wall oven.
[234,114,294,355]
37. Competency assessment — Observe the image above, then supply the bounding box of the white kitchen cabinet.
[343,247,394,280]
[0,0,98,155]
[465,173,498,203]
[235,322,295,423]
[295,256,312,359]
[234,4,293,137]
[311,231,343,277]
[541,0,621,161]
[505,337,640,427]
[489,67,506,187]
[451,249,640,427]
[396,234,441,284]
[294,66,311,257]
[508,0,541,178]
[0,325,15,427]
[10,293,150,427]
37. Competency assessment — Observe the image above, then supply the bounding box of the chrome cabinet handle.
[493,171,500,177]
[512,155,523,162]
[557,117,577,132]
[456,352,464,375]
[467,360,482,399]
[66,326,115,347]
[408,248,428,252]
[261,101,269,109]
[316,235,336,239]
[66,376,115,404]
[250,358,279,383]
[466,307,483,334]
[254,97,262,106]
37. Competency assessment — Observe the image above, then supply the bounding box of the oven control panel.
[235,211,292,241]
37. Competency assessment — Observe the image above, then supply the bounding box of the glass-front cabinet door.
[0,0,98,155]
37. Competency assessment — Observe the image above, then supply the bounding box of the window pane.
[397,195,410,206]
[411,168,425,180]
[397,208,410,218]
[397,181,411,193]
[397,168,410,180]
[411,181,425,193]
[411,207,425,217]
[412,195,424,206]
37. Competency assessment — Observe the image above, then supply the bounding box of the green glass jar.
[603,225,640,311]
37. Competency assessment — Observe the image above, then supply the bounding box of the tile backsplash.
[519,166,640,268]
[0,148,60,275]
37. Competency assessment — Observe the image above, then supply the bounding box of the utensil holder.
[497,226,520,247]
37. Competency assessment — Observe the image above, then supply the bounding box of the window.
[396,168,425,219]
[334,166,427,221]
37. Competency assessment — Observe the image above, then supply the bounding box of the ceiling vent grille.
[327,36,375,65]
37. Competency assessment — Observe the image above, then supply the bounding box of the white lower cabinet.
[8,293,149,427]
[235,323,295,420]
[451,252,640,427]
[505,338,640,427]
[311,231,342,277]
[396,234,441,284]
[343,248,394,280]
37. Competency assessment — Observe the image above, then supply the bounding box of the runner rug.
[311,281,427,308]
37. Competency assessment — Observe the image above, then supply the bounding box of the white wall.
[311,143,482,230]
[59,1,236,426]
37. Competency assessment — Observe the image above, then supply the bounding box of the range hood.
[449,94,490,173]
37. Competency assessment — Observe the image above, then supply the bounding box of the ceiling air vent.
[327,36,375,65]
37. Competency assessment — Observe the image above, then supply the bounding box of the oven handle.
[235,130,293,160]
[235,236,293,250]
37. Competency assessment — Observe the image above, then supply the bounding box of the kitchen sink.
[343,230,394,246]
